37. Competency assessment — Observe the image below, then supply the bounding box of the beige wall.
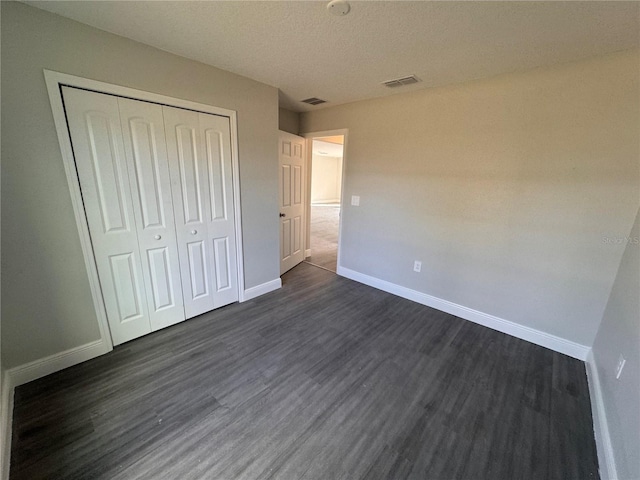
[279,108,300,135]
[311,155,343,204]
[1,2,280,368]
[301,49,640,346]
[592,207,640,480]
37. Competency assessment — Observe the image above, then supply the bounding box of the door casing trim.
[301,129,349,271]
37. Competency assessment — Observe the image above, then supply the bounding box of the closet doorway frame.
[45,70,246,352]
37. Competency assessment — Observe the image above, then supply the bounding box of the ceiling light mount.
[327,0,351,16]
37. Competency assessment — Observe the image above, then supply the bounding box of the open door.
[306,135,344,272]
[279,131,306,274]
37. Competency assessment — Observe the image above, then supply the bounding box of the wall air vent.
[382,75,420,88]
[301,97,327,106]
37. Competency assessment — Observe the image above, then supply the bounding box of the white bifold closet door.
[163,107,239,318]
[62,86,238,345]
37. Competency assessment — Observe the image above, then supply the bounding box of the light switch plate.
[351,195,360,206]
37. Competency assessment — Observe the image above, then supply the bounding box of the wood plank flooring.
[11,263,599,479]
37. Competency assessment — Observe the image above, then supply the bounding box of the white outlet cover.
[413,261,422,272]
[351,195,360,206]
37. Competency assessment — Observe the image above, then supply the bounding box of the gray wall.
[311,155,343,204]
[301,49,639,347]
[592,208,640,480]
[1,2,280,368]
[279,107,300,135]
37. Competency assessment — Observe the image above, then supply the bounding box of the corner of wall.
[7,339,110,388]
[0,336,113,479]
[278,107,300,135]
[585,349,618,480]
[242,277,282,302]
[586,206,640,480]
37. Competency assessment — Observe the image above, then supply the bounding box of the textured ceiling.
[27,1,640,112]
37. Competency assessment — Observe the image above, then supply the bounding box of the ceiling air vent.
[301,97,327,106]
[382,75,420,88]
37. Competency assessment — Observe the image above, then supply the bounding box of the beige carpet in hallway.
[306,205,339,272]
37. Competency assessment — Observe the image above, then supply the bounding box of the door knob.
[154,235,162,240]
[191,230,198,235]
[279,213,286,218]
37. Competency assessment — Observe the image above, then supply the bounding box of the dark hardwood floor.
[11,263,599,479]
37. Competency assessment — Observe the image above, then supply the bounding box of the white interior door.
[118,97,185,332]
[163,106,239,318]
[279,131,306,274]
[63,87,152,345]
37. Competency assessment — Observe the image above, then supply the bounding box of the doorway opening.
[304,135,345,272]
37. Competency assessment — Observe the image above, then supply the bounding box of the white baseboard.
[1,372,14,480]
[242,278,282,302]
[337,266,590,360]
[0,338,111,479]
[0,339,111,478]
[7,339,111,388]
[586,350,618,480]
[305,249,311,259]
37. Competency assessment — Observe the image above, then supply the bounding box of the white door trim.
[44,69,246,351]
[301,129,349,271]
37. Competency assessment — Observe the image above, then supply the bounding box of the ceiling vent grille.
[382,75,420,88]
[301,97,327,106]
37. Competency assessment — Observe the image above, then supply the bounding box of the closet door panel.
[147,247,175,309]
[175,125,203,224]
[187,240,209,298]
[199,113,239,307]
[109,253,145,321]
[213,237,231,290]
[118,98,185,331]
[163,106,215,318]
[62,87,151,345]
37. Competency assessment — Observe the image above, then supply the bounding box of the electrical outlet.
[351,195,360,206]
[413,260,422,273]
[615,355,626,379]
